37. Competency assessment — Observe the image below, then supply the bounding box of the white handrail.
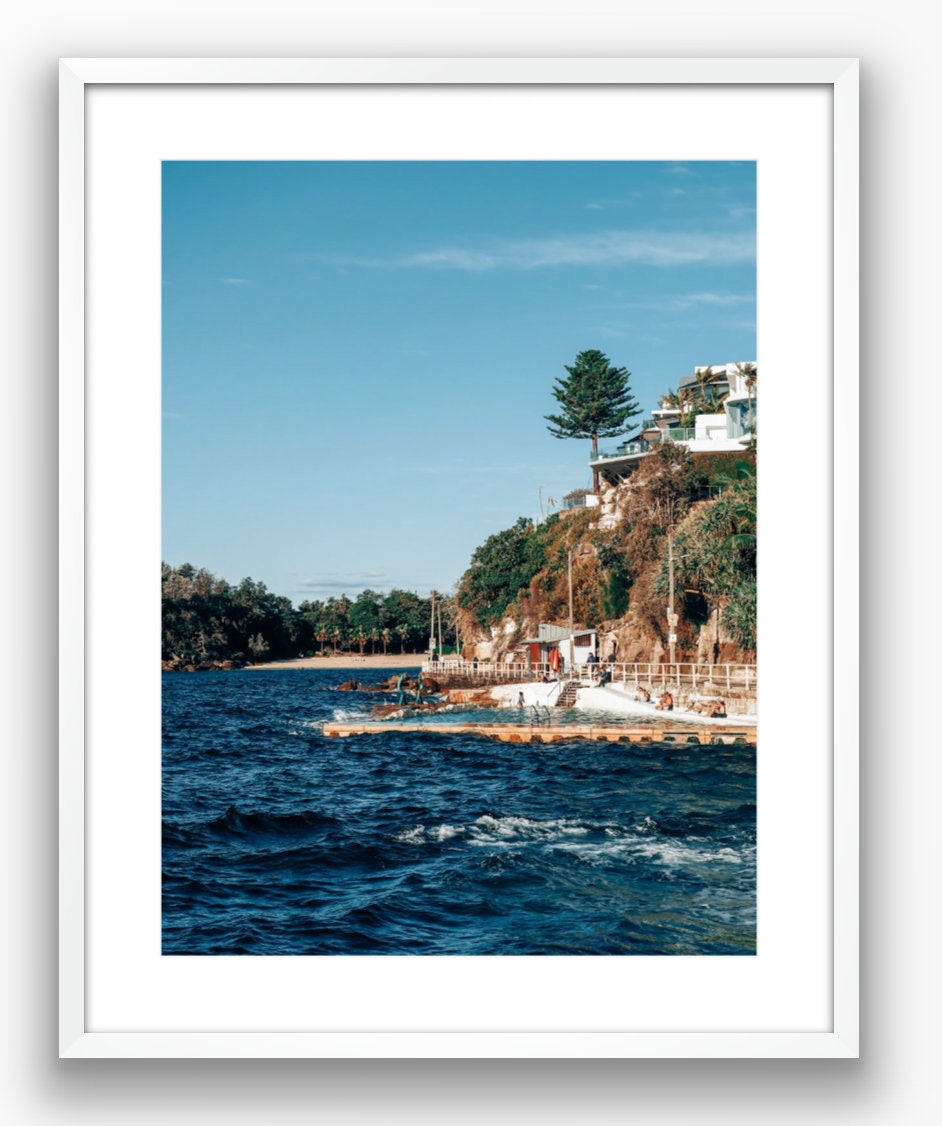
[422,658,756,690]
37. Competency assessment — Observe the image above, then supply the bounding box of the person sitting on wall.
[656,690,674,711]
[598,668,612,687]
[635,686,651,703]
[706,698,727,718]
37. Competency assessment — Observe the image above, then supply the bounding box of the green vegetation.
[456,508,603,632]
[658,460,757,650]
[454,446,757,660]
[161,563,449,668]
[545,349,642,494]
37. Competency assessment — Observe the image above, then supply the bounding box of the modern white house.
[590,361,756,486]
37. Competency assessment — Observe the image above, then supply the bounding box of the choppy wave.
[162,668,757,955]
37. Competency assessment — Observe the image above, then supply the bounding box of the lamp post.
[568,548,575,673]
[667,529,675,666]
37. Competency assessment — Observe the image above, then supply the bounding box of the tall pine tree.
[545,349,642,493]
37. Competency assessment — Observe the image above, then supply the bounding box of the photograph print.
[161,160,757,956]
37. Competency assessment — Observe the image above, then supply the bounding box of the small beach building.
[523,623,599,674]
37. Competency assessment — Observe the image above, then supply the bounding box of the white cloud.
[312,229,755,272]
[417,461,573,476]
[600,292,755,312]
[297,571,391,594]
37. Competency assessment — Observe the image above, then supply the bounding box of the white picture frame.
[60,57,858,1058]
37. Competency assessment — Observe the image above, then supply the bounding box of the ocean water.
[162,669,756,955]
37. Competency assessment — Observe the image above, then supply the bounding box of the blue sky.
[162,161,755,605]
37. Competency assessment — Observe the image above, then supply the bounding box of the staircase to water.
[555,679,580,708]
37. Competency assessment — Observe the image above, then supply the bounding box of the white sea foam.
[394,825,427,844]
[396,814,753,871]
[549,835,754,869]
[395,823,463,844]
[331,707,371,722]
[469,814,591,844]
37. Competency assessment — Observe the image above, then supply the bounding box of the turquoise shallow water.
[162,668,756,955]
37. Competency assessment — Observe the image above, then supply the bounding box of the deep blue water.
[162,669,756,955]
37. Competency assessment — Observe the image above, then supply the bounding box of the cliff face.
[463,598,749,669]
[455,448,757,666]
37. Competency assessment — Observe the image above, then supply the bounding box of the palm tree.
[726,362,757,439]
[693,366,730,413]
[660,385,699,429]
[396,624,410,654]
[742,363,757,436]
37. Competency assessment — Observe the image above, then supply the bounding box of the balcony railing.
[592,439,651,462]
[591,422,749,465]
[561,493,600,510]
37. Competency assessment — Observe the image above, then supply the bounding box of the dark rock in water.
[337,680,359,691]
[370,703,406,718]
[370,699,455,720]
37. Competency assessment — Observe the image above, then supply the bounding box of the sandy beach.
[246,653,427,671]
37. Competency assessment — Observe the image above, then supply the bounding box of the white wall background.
[3,1,936,1122]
